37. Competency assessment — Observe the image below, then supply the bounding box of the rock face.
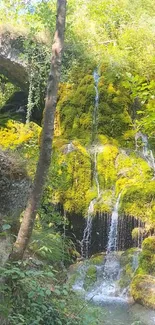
[0,149,31,229]
[131,274,155,309]
[0,32,28,90]
[1,91,28,124]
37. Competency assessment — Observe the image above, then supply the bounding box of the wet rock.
[131,274,155,309]
[84,265,97,290]
[0,149,31,229]
[0,32,28,90]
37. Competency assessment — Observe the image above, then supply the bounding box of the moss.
[97,144,118,189]
[119,248,139,289]
[0,120,41,150]
[137,237,155,275]
[89,253,105,265]
[142,236,155,253]
[84,265,97,290]
[58,74,95,145]
[131,274,155,309]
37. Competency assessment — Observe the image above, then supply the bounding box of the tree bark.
[9,0,67,261]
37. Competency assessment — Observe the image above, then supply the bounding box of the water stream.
[106,193,121,253]
[135,132,155,175]
[81,199,95,258]
[71,193,155,324]
[73,74,155,323]
[93,69,100,138]
[87,194,123,302]
[80,69,100,258]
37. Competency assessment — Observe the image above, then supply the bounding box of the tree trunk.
[9,0,67,261]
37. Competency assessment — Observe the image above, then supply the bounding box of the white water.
[86,194,123,303]
[106,194,121,253]
[66,142,75,154]
[71,192,155,324]
[135,132,155,174]
[92,69,100,140]
[81,199,95,258]
[80,70,101,258]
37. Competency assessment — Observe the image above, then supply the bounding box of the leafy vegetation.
[0,0,155,321]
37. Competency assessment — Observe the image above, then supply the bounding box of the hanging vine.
[23,35,51,124]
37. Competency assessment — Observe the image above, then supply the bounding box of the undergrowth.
[0,262,104,325]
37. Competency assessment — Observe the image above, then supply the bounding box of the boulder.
[0,149,31,230]
[131,274,155,309]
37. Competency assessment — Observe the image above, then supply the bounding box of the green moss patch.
[89,253,105,265]
[119,248,139,289]
[84,265,97,290]
[131,274,155,309]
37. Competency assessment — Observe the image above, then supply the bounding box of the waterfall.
[107,193,121,253]
[66,142,75,154]
[104,193,121,280]
[135,132,155,174]
[73,194,146,304]
[81,199,95,258]
[93,69,100,138]
[80,69,100,258]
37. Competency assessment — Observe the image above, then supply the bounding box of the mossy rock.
[120,248,139,266]
[89,253,105,265]
[142,236,155,253]
[119,248,140,289]
[137,237,155,275]
[131,274,155,309]
[84,265,97,290]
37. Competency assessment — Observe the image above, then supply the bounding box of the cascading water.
[81,70,100,258]
[106,193,121,253]
[86,193,125,302]
[70,194,155,325]
[81,199,95,258]
[135,132,155,175]
[93,69,100,138]
[104,194,122,279]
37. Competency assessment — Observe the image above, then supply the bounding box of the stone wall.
[0,149,31,229]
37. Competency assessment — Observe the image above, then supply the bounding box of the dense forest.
[0,0,155,324]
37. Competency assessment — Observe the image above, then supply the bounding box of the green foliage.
[0,75,18,109]
[84,265,97,290]
[30,229,75,266]
[0,120,41,177]
[0,263,68,325]
[0,262,104,325]
[47,140,92,214]
[97,144,118,189]
[120,180,155,222]
[58,75,95,144]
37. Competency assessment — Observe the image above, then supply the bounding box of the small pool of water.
[91,300,155,325]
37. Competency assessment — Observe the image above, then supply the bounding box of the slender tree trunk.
[9,0,67,261]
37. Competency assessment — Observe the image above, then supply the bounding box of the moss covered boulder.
[89,253,105,265]
[131,274,155,309]
[138,237,155,275]
[83,265,97,290]
[119,248,139,289]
